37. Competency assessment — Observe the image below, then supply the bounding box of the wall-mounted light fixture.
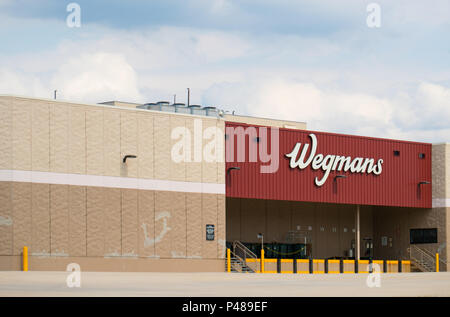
[226,167,240,186]
[123,155,137,163]
[333,175,347,194]
[417,181,430,199]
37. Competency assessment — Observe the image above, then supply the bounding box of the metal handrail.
[418,246,437,258]
[408,245,447,270]
[409,245,436,272]
[418,247,448,266]
[233,241,258,272]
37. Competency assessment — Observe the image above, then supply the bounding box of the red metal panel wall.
[225,122,432,208]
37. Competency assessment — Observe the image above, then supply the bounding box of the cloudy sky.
[1,0,449,143]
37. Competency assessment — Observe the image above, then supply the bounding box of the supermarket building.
[0,95,448,272]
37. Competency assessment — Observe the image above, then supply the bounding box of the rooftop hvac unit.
[144,102,161,111]
[172,103,189,114]
[203,106,218,117]
[188,105,206,116]
[157,101,175,112]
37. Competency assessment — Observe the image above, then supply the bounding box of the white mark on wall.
[218,239,227,258]
[48,250,69,257]
[142,211,171,247]
[0,216,12,226]
[186,255,203,259]
[171,251,186,258]
[30,252,51,258]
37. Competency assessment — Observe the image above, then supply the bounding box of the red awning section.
[225,122,432,208]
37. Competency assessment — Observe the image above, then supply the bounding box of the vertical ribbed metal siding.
[225,122,432,208]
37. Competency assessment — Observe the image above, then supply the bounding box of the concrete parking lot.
[1,271,450,297]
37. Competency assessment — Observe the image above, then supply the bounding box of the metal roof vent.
[174,103,190,114]
[137,102,157,110]
[203,106,218,117]
[188,104,206,116]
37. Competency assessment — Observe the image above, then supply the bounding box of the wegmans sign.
[286,134,383,186]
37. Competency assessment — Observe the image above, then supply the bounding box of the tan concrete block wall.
[50,184,69,255]
[446,144,450,199]
[103,188,121,256]
[432,144,446,200]
[13,99,32,171]
[32,103,50,172]
[31,183,50,255]
[120,112,138,178]
[217,119,226,185]
[170,116,187,182]
[0,256,225,272]
[0,97,12,170]
[86,109,104,176]
[137,113,154,179]
[121,189,138,256]
[217,195,226,258]
[154,115,171,180]
[186,193,202,258]
[50,104,69,173]
[185,118,202,183]
[12,182,31,255]
[170,191,186,258]
[0,96,226,268]
[138,190,155,257]
[154,191,172,258]
[202,193,218,259]
[68,186,86,257]
[201,119,218,183]
[103,110,121,177]
[0,95,226,184]
[0,181,225,262]
[86,187,105,256]
[0,182,12,255]
[69,105,86,174]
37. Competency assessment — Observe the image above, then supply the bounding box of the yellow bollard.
[23,246,28,272]
[227,248,231,273]
[261,249,265,273]
[436,253,439,273]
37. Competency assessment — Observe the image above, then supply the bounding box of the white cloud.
[50,52,142,103]
[0,18,448,144]
[203,77,449,143]
[0,69,48,97]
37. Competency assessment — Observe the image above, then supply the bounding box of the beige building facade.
[0,95,226,271]
[0,95,448,272]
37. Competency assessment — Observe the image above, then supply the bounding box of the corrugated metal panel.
[225,122,432,208]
